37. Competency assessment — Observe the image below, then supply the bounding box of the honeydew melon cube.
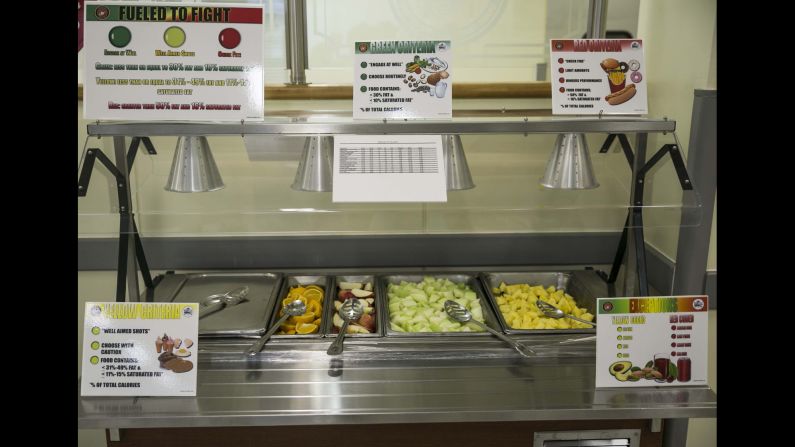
[470,307,483,322]
[390,322,405,332]
[392,314,409,325]
[402,307,417,317]
[389,303,401,314]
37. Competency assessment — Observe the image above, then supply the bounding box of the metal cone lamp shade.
[443,134,475,190]
[291,136,334,192]
[540,133,599,189]
[165,136,225,193]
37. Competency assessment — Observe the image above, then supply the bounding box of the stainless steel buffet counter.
[78,336,717,429]
[79,268,716,430]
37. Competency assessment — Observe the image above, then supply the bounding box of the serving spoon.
[245,299,307,356]
[327,298,364,356]
[443,300,534,358]
[200,286,249,319]
[535,298,596,327]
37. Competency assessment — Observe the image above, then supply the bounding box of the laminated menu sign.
[332,134,446,202]
[83,1,264,121]
[595,296,709,388]
[354,40,452,120]
[550,39,647,115]
[80,302,199,396]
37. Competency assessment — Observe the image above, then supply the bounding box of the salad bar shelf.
[86,115,676,137]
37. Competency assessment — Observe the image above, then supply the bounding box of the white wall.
[637,0,717,270]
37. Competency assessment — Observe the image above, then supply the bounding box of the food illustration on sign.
[608,358,682,383]
[600,57,641,106]
[404,55,449,98]
[600,58,629,92]
[155,333,194,373]
[605,84,636,105]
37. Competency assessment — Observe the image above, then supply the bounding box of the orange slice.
[290,286,306,295]
[305,284,324,293]
[292,312,316,324]
[296,322,318,334]
[280,323,296,333]
[312,318,322,326]
[307,300,322,316]
[303,289,324,302]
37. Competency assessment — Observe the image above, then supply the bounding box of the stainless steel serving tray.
[479,271,598,335]
[155,272,283,337]
[267,275,333,339]
[379,273,502,337]
[325,275,384,338]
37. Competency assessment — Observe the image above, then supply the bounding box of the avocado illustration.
[609,361,632,376]
[616,371,631,382]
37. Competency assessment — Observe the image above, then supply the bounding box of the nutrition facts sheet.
[333,135,446,202]
[338,146,439,174]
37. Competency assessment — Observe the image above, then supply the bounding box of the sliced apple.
[334,301,343,311]
[347,324,370,334]
[358,313,376,332]
[358,300,373,315]
[333,313,344,329]
[351,288,374,298]
[365,298,375,306]
[338,290,355,300]
[364,283,373,292]
[339,282,362,290]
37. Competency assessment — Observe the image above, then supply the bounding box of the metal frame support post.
[672,89,717,297]
[285,0,309,85]
[597,133,694,295]
[114,136,141,302]
[78,137,156,301]
[587,0,609,39]
[664,89,717,447]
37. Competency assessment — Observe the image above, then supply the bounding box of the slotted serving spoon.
[536,298,596,327]
[327,298,364,356]
[245,299,307,356]
[443,300,535,357]
[200,286,249,319]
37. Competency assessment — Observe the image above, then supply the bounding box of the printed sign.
[80,302,199,396]
[332,134,446,202]
[354,40,452,120]
[596,296,708,388]
[83,1,264,121]
[550,39,647,115]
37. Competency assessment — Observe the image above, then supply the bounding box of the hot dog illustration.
[605,83,636,105]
